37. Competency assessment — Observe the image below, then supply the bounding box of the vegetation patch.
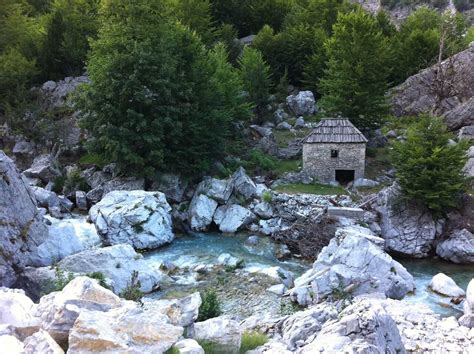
[240,331,268,353]
[198,289,222,321]
[119,270,143,302]
[273,183,347,195]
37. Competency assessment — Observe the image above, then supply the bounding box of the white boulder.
[286,91,316,116]
[192,316,242,352]
[429,273,465,297]
[142,292,201,327]
[196,177,233,204]
[188,194,218,231]
[89,190,174,250]
[459,279,474,328]
[173,339,204,354]
[0,288,40,337]
[219,205,256,233]
[230,167,258,201]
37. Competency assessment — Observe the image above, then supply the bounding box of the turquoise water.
[398,258,474,317]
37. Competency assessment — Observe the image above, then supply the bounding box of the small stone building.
[302,118,367,184]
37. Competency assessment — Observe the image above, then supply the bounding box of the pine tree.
[319,9,389,129]
[238,46,272,122]
[391,116,469,214]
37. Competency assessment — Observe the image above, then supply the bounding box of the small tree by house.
[391,115,469,214]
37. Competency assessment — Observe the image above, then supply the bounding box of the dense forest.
[1,0,473,175]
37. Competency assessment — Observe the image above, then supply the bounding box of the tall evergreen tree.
[391,116,469,214]
[319,9,389,128]
[238,46,272,122]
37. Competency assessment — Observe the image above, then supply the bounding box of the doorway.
[335,169,355,184]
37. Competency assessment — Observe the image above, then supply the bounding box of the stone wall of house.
[303,142,366,183]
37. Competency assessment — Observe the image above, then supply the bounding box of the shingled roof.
[302,118,368,144]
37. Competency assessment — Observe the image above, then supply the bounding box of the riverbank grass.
[273,182,347,195]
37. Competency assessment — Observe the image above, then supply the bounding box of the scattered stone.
[429,273,465,297]
[274,108,289,124]
[267,284,286,296]
[89,190,174,250]
[75,191,87,211]
[352,178,379,188]
[217,253,243,268]
[174,339,204,354]
[253,201,274,219]
[23,154,61,183]
[294,117,305,129]
[276,122,292,131]
[327,207,364,218]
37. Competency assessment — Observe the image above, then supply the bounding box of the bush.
[198,289,221,321]
[42,266,74,295]
[240,331,268,353]
[119,270,143,302]
[391,115,469,214]
[262,191,273,203]
[86,272,110,290]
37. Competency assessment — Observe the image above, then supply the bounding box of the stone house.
[302,118,367,184]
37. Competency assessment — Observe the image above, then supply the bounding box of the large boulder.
[196,177,233,204]
[459,279,474,328]
[300,299,405,353]
[57,244,169,294]
[173,339,204,354]
[436,229,474,264]
[290,226,414,306]
[230,167,258,201]
[89,190,174,250]
[429,273,465,297]
[188,194,218,231]
[68,302,183,353]
[192,316,242,353]
[374,183,437,257]
[219,205,256,233]
[0,151,49,286]
[142,292,201,327]
[23,154,61,183]
[152,173,188,203]
[36,276,122,345]
[0,288,40,337]
[286,91,316,116]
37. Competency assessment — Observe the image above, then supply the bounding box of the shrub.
[86,272,110,289]
[198,289,221,321]
[42,267,75,295]
[240,331,268,353]
[391,115,469,214]
[119,270,143,302]
[262,191,273,203]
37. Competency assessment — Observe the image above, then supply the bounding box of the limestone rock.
[24,329,64,354]
[89,190,174,250]
[174,339,204,354]
[219,205,256,233]
[192,316,242,352]
[68,302,183,353]
[152,173,188,203]
[300,299,405,353]
[36,276,122,344]
[286,91,316,116]
[253,201,274,219]
[436,229,474,264]
[290,226,414,306]
[230,167,258,201]
[23,154,61,183]
[0,334,24,353]
[459,279,474,328]
[0,151,49,286]
[294,116,305,129]
[57,244,168,294]
[196,177,233,204]
[0,288,40,337]
[142,292,201,327]
[217,253,243,268]
[75,191,87,211]
[276,121,292,130]
[429,273,465,297]
[374,183,437,257]
[188,193,218,231]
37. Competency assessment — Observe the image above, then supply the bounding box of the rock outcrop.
[374,183,437,258]
[89,190,174,250]
[0,151,49,286]
[391,43,474,130]
[436,228,474,264]
[56,244,169,294]
[286,91,316,116]
[290,226,414,306]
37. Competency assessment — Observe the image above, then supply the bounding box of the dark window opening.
[335,170,355,184]
[331,149,339,158]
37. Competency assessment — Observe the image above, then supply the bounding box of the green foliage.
[391,115,469,214]
[320,9,389,129]
[465,25,474,47]
[240,331,268,353]
[238,46,272,121]
[198,289,221,321]
[279,300,303,315]
[79,0,242,177]
[262,191,273,203]
[53,266,75,292]
[39,0,100,80]
[63,167,89,194]
[214,24,243,64]
[119,270,143,302]
[86,271,110,289]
